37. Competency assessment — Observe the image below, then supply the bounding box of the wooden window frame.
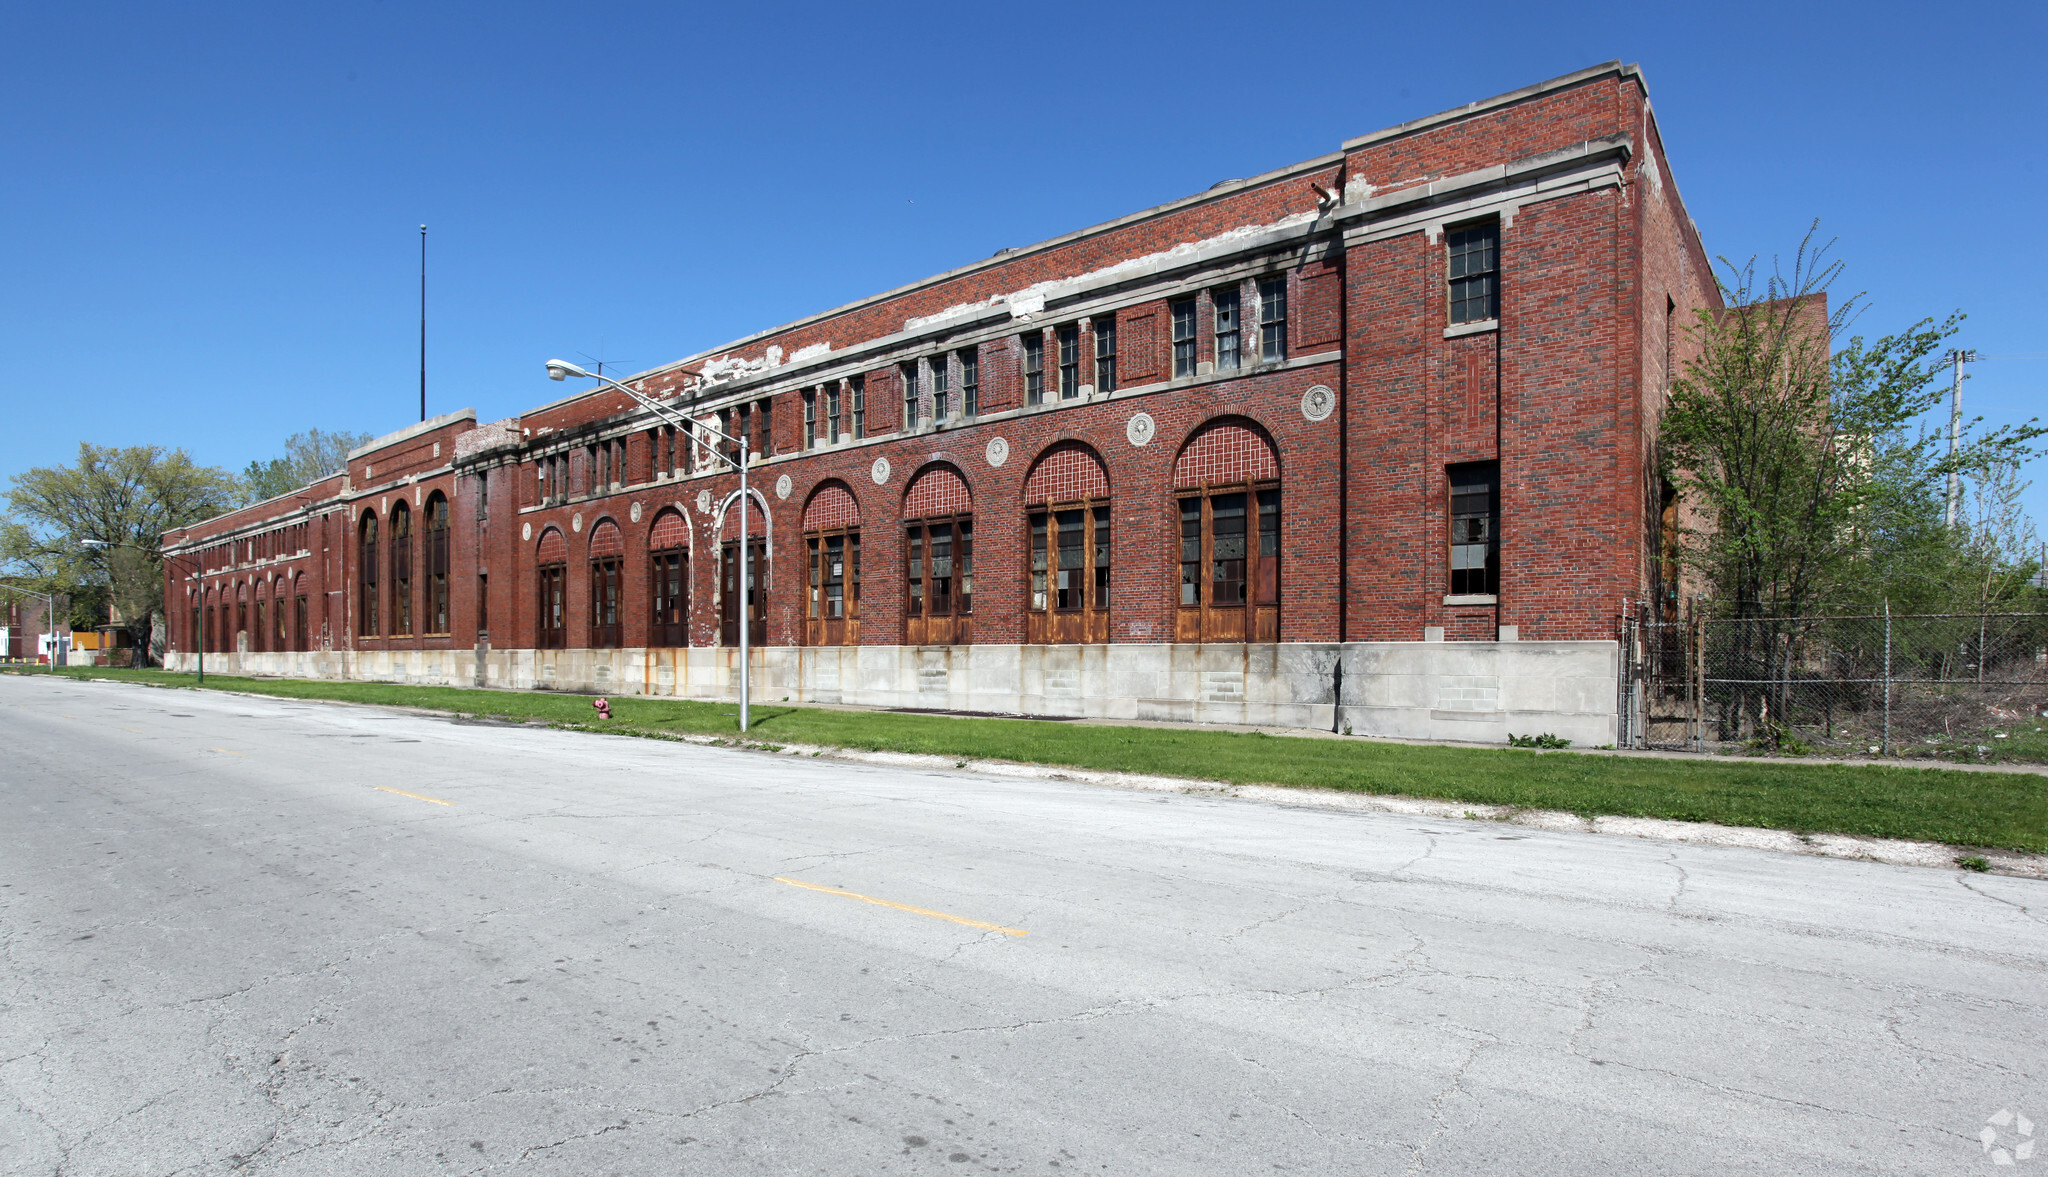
[357,513,379,637]
[803,525,861,646]
[1170,298,1197,377]
[1023,331,1045,405]
[1212,285,1242,372]
[589,555,623,648]
[536,563,567,649]
[1174,480,1281,643]
[389,502,412,636]
[1447,220,1500,325]
[958,350,977,417]
[1093,315,1117,393]
[1258,275,1288,362]
[1026,496,1111,644]
[1057,324,1081,399]
[425,493,451,635]
[903,513,972,646]
[650,545,688,647]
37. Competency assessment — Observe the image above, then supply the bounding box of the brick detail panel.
[648,510,688,549]
[904,464,971,519]
[587,520,624,557]
[1023,443,1110,504]
[1174,422,1279,487]
[1122,313,1157,382]
[537,527,567,564]
[803,482,860,529]
[1297,271,1340,349]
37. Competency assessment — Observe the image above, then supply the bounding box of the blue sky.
[2,1,2041,525]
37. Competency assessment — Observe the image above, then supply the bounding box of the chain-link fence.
[1620,606,2048,761]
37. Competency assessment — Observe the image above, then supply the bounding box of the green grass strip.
[14,666,2046,853]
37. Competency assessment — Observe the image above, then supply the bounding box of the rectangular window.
[719,408,737,464]
[1256,489,1280,603]
[1171,298,1197,377]
[1258,275,1288,362]
[1030,514,1049,609]
[1448,221,1499,324]
[1210,492,1247,604]
[757,397,774,457]
[1093,505,1111,607]
[1055,509,1084,609]
[931,355,949,420]
[1023,332,1045,405]
[1093,316,1117,393]
[1213,286,1241,372]
[850,375,866,438]
[475,470,489,523]
[736,403,752,462]
[959,348,978,417]
[827,383,843,443]
[804,389,817,449]
[1057,324,1081,398]
[1449,462,1500,595]
[477,573,488,635]
[901,362,919,428]
[1179,498,1202,604]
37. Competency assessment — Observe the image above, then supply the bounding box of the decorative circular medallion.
[1301,384,1336,422]
[696,489,713,513]
[1125,411,1156,447]
[571,512,583,533]
[521,522,532,542]
[870,456,892,485]
[775,473,793,500]
[629,501,643,523]
[984,436,1010,468]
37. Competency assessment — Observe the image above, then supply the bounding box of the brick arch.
[903,463,971,520]
[1173,417,1279,488]
[236,581,248,602]
[1023,442,1110,505]
[648,508,689,550]
[587,518,624,558]
[803,481,860,530]
[715,487,772,539]
[536,526,567,565]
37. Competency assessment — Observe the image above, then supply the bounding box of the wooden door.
[1026,504,1109,643]
[650,550,687,647]
[720,539,767,647]
[805,531,860,646]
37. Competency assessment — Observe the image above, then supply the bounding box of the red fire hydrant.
[593,697,612,721]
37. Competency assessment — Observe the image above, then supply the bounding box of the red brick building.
[161,62,1715,743]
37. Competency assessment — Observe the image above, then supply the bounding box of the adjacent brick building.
[161,62,1716,743]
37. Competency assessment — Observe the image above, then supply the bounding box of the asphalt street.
[2,674,2043,1175]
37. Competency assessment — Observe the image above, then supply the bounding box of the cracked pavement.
[1,675,2043,1174]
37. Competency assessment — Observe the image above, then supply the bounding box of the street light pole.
[544,359,756,733]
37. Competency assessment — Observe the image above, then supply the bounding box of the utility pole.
[419,225,428,423]
[1945,348,1978,529]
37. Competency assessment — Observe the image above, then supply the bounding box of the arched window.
[1023,443,1111,644]
[389,501,413,636]
[801,483,860,647]
[1173,419,1281,642]
[536,527,568,648]
[273,579,289,652]
[186,589,199,655]
[357,512,379,636]
[235,582,249,650]
[717,492,768,648]
[292,574,308,652]
[253,582,267,654]
[649,510,690,647]
[425,491,451,634]
[588,519,624,648]
[902,465,972,645]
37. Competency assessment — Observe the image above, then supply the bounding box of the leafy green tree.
[1661,225,2040,619]
[1,444,240,663]
[242,428,373,503]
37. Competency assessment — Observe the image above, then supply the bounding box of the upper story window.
[1447,221,1499,324]
[1093,316,1117,393]
[900,361,920,428]
[849,375,866,438]
[1171,298,1197,377]
[1258,275,1288,361]
[1213,286,1241,372]
[803,389,818,449]
[931,354,950,420]
[1057,324,1081,399]
[958,349,978,417]
[1023,332,1046,405]
[1448,461,1500,596]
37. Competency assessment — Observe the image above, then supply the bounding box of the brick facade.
[162,62,1716,677]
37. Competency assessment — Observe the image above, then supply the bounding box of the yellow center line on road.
[774,876,1028,937]
[210,747,247,757]
[373,786,454,807]
[120,727,141,734]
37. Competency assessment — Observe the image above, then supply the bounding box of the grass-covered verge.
[11,666,2047,853]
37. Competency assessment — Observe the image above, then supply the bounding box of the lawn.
[11,666,2046,853]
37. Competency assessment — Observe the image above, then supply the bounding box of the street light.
[545,359,758,732]
[0,581,60,673]
[81,539,199,683]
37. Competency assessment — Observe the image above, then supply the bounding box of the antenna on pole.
[419,224,428,423]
